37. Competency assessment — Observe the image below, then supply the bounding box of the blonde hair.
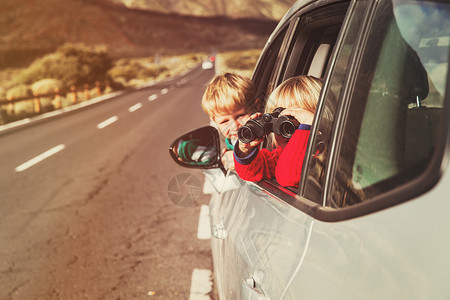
[201,73,256,118]
[265,75,323,114]
[265,75,323,148]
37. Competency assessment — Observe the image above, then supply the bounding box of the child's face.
[213,107,251,140]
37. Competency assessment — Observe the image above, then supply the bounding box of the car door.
[291,0,450,298]
[208,23,289,300]
[209,1,351,299]
[208,22,290,300]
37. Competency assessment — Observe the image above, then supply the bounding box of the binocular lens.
[238,126,255,144]
[237,107,298,143]
[279,121,296,138]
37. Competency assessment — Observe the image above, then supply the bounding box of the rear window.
[329,0,449,207]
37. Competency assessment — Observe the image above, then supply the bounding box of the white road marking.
[15,144,66,172]
[97,116,118,129]
[128,103,142,112]
[148,94,158,101]
[161,88,169,94]
[189,269,213,300]
[197,205,211,240]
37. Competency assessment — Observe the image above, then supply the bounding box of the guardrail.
[0,81,111,119]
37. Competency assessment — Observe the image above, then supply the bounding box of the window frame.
[249,1,351,201]
[282,7,349,81]
[306,0,450,222]
[248,0,450,222]
[251,23,290,107]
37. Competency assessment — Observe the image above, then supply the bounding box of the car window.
[256,2,350,193]
[320,0,450,210]
[282,3,350,82]
[304,0,370,203]
[252,27,288,108]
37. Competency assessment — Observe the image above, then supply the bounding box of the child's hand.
[221,149,235,170]
[237,112,263,155]
[238,137,264,155]
[281,107,315,125]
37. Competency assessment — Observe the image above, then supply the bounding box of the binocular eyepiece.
[237,107,299,143]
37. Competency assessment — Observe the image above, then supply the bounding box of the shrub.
[0,108,7,125]
[16,43,113,87]
[31,78,63,95]
[6,84,32,99]
[6,83,55,116]
[14,99,36,116]
[142,65,168,78]
[186,54,203,62]
[215,49,262,78]
[108,60,168,86]
[225,53,259,70]
[0,86,6,99]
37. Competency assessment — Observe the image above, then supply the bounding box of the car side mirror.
[169,126,226,174]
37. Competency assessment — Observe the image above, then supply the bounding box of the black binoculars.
[237,107,299,143]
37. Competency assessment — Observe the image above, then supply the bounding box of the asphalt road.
[0,66,215,299]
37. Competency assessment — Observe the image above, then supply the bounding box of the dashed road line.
[15,144,66,172]
[189,269,213,300]
[148,94,158,101]
[191,207,213,299]
[197,205,211,240]
[128,103,142,112]
[97,116,118,129]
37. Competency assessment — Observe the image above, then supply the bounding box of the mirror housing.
[169,126,226,173]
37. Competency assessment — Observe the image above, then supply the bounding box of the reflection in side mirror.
[169,126,226,173]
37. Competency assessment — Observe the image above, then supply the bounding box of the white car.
[170,0,450,299]
[202,60,214,70]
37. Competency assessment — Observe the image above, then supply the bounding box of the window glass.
[304,0,370,202]
[252,28,288,106]
[283,4,349,81]
[260,4,349,192]
[329,0,449,207]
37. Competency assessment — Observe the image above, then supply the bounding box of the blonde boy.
[201,73,258,170]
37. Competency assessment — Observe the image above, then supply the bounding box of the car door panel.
[290,177,450,299]
[208,2,352,299]
[210,180,314,299]
[203,0,450,298]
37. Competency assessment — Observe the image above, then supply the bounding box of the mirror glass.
[169,126,221,169]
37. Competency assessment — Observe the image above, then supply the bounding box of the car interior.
[245,4,349,201]
[330,1,447,207]
[249,0,448,211]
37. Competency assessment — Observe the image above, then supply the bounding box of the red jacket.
[234,126,311,187]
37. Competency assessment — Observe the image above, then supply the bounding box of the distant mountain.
[0,0,292,69]
[110,0,296,20]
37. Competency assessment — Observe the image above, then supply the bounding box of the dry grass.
[215,49,262,78]
[0,49,262,125]
[110,53,207,87]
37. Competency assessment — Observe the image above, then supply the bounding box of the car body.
[202,60,214,70]
[170,0,450,299]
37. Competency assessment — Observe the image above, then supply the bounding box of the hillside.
[111,0,296,20]
[0,0,285,69]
